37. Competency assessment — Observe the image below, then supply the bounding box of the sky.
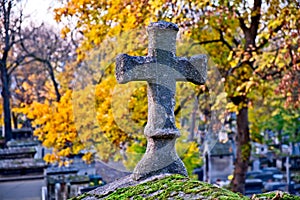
[22,0,60,26]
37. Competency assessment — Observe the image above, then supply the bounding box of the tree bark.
[231,106,251,194]
[0,0,13,143]
[0,62,12,142]
[12,112,18,129]
[46,61,61,102]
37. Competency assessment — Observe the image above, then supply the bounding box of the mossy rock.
[71,174,300,200]
[251,191,300,200]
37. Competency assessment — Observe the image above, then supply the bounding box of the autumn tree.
[12,23,81,164]
[11,57,58,128]
[19,24,76,102]
[0,0,27,141]
[2,21,76,132]
[51,0,300,194]
[185,0,299,193]
[249,81,300,150]
[12,61,54,105]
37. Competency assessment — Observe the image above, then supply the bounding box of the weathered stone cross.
[116,21,207,180]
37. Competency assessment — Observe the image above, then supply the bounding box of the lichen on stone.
[70,174,300,200]
[250,191,300,200]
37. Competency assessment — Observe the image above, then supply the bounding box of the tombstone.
[45,159,99,199]
[0,146,36,159]
[253,159,260,171]
[0,128,49,177]
[0,158,46,176]
[45,167,78,200]
[116,21,207,180]
[244,179,264,196]
[203,141,234,183]
[0,133,48,176]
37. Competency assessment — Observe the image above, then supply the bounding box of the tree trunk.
[12,112,18,129]
[230,0,261,192]
[46,61,61,102]
[0,64,12,142]
[231,106,251,194]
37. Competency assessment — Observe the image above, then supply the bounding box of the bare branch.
[2,0,12,62]
[218,29,233,51]
[192,29,233,51]
[226,59,243,77]
[8,57,36,76]
[192,39,221,46]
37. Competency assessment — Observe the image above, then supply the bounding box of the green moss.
[71,175,300,200]
[251,191,300,200]
[93,174,248,199]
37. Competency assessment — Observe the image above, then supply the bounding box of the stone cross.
[116,21,207,180]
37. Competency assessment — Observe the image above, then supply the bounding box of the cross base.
[132,137,188,180]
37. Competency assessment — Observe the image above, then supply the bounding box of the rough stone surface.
[116,21,207,180]
[71,174,300,200]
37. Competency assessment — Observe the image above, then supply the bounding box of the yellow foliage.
[82,152,93,164]
[19,90,88,165]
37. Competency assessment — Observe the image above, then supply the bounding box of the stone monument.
[203,141,234,183]
[116,21,207,180]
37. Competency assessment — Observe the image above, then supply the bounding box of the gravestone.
[0,146,36,159]
[0,146,47,176]
[253,159,260,171]
[0,128,48,176]
[116,21,207,180]
[11,128,33,140]
[45,163,100,200]
[203,141,234,183]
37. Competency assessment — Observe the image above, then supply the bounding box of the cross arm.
[174,54,207,85]
[116,54,155,84]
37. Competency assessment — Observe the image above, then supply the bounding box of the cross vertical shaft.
[142,22,179,139]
